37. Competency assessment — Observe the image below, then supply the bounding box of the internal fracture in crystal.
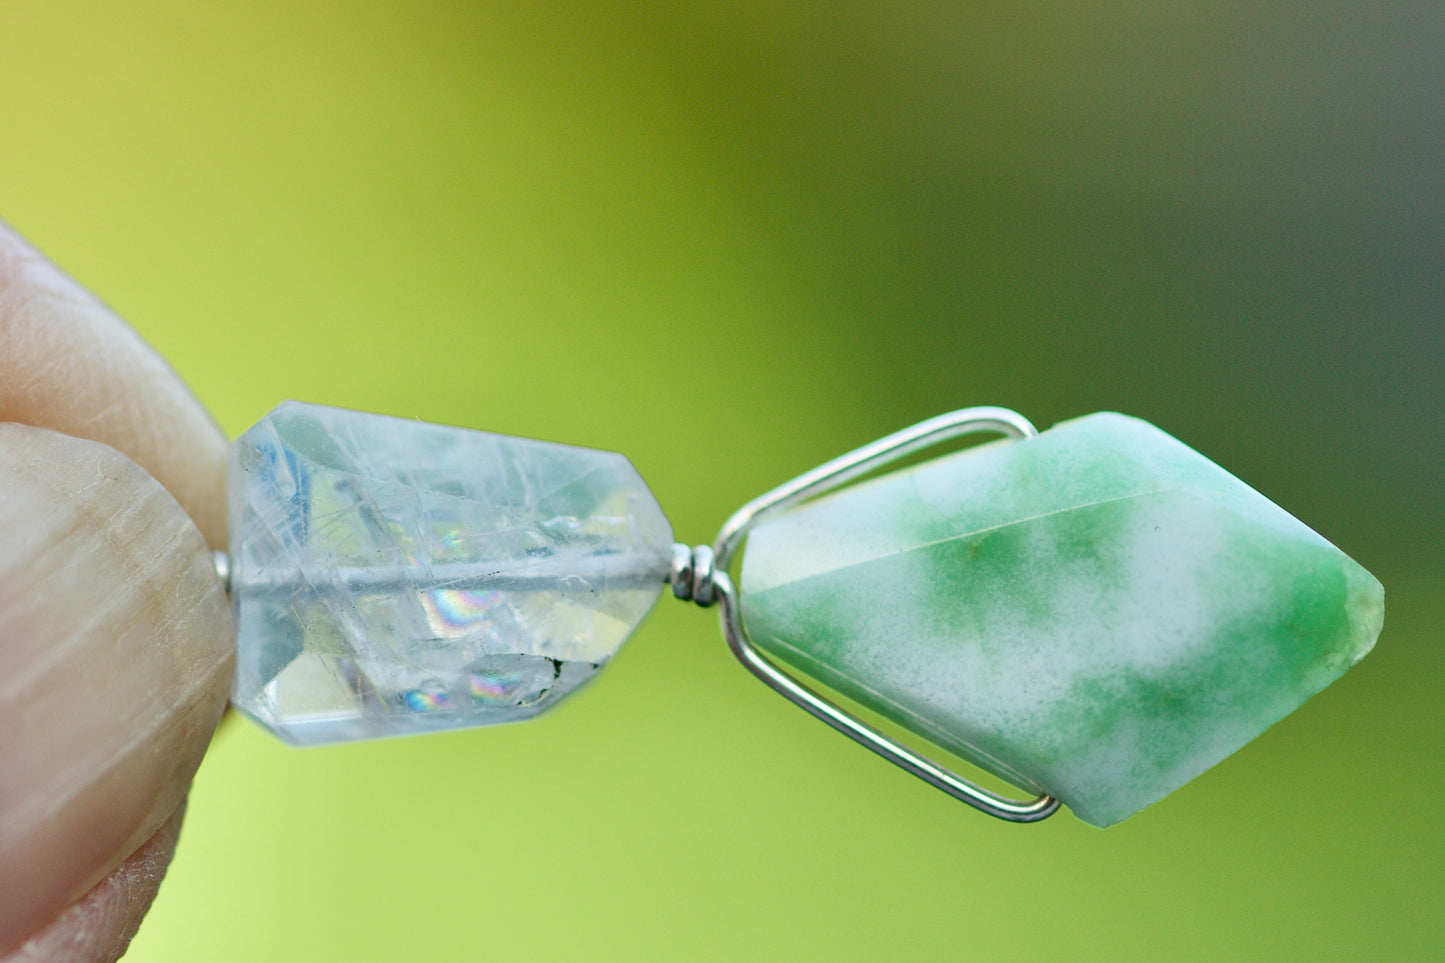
[229,402,673,746]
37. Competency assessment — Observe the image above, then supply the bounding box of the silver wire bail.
[700,406,1061,824]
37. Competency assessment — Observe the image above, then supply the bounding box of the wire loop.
[706,406,1061,823]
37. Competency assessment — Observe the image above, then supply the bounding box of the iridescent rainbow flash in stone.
[228,402,673,746]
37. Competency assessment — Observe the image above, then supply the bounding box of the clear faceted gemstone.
[740,412,1383,827]
[229,402,673,746]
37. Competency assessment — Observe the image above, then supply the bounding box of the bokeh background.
[2,2,1441,959]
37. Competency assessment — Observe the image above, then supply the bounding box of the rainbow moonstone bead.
[229,402,673,746]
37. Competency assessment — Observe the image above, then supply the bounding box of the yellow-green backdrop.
[2,2,1440,959]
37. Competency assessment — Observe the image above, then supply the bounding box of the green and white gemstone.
[740,413,1383,827]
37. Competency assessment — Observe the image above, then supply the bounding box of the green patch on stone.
[740,412,1382,827]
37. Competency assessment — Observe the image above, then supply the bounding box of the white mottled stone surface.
[229,402,672,746]
[741,413,1383,827]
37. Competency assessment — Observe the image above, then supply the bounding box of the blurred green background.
[2,1,1440,959]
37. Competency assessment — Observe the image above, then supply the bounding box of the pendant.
[224,403,1382,828]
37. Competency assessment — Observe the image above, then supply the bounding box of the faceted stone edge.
[226,401,675,746]
[235,651,620,748]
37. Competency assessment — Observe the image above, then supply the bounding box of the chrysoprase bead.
[739,413,1382,827]
[229,402,673,746]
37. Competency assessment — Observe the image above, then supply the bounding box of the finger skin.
[0,804,186,963]
[0,425,233,956]
[0,223,235,959]
[0,222,228,547]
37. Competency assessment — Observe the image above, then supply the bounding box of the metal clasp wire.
[705,406,1061,823]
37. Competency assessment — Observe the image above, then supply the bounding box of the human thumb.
[0,424,233,957]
